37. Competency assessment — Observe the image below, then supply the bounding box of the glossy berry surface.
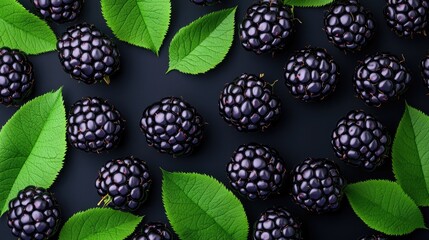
[0,47,34,106]
[132,222,173,240]
[284,47,339,102]
[7,186,60,240]
[359,235,388,240]
[227,143,286,200]
[291,158,346,214]
[95,157,151,211]
[354,53,411,106]
[324,0,375,51]
[239,0,294,54]
[67,97,125,153]
[32,0,83,23]
[57,23,120,84]
[421,55,429,89]
[219,73,281,132]
[384,0,429,37]
[253,207,302,240]
[140,97,205,157]
[332,110,390,170]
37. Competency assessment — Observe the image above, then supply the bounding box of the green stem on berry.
[104,76,111,85]
[97,195,112,207]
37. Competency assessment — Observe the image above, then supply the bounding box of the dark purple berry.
[253,207,302,240]
[384,0,429,37]
[32,0,83,23]
[421,54,429,89]
[359,234,388,240]
[219,73,281,132]
[95,157,151,211]
[132,222,173,240]
[0,47,34,106]
[190,0,219,5]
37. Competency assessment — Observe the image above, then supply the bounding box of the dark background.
[0,0,428,239]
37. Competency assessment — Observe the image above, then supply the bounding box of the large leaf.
[101,0,171,55]
[0,0,57,54]
[284,0,334,7]
[167,7,236,75]
[59,208,142,240]
[0,89,66,216]
[393,105,429,206]
[345,180,426,236]
[162,171,248,240]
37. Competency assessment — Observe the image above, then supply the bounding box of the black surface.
[0,0,428,239]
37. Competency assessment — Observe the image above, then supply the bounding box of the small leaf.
[0,89,66,216]
[101,0,171,55]
[168,7,237,75]
[162,171,248,240]
[284,0,334,7]
[345,180,426,236]
[393,105,429,206]
[0,0,57,55]
[59,208,142,240]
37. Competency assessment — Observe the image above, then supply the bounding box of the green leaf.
[101,0,171,55]
[162,171,248,240]
[393,105,429,206]
[284,0,334,7]
[59,208,142,240]
[0,89,66,216]
[167,7,236,75]
[0,0,57,55]
[345,180,426,236]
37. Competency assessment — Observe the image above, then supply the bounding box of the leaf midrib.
[166,175,237,239]
[136,0,156,51]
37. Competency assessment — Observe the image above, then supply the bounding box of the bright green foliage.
[284,0,334,7]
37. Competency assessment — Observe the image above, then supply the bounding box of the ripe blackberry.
[32,0,83,23]
[239,0,294,54]
[354,53,411,107]
[57,23,120,84]
[253,207,302,240]
[67,97,125,153]
[7,186,60,240]
[359,235,388,240]
[219,73,281,132]
[384,0,429,37]
[0,47,34,106]
[291,158,346,214]
[140,97,205,157]
[95,156,151,211]
[324,0,375,51]
[284,47,339,102]
[332,110,390,170]
[227,143,286,200]
[132,222,173,240]
[421,54,429,89]
[190,0,219,5]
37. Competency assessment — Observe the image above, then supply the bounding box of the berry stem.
[104,76,111,85]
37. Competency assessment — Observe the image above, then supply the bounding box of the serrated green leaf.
[284,0,333,7]
[0,89,66,216]
[167,7,236,75]
[59,208,142,240]
[162,171,248,240]
[393,105,429,206]
[101,0,171,55]
[0,0,57,55]
[345,180,426,236]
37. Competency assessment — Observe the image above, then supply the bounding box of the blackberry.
[354,53,411,107]
[32,0,83,23]
[384,0,429,37]
[239,0,294,54]
[0,47,34,106]
[332,110,390,170]
[219,73,281,132]
[7,186,60,240]
[359,235,388,240]
[140,97,205,157]
[284,47,339,102]
[227,143,286,200]
[67,97,125,153]
[291,158,346,214]
[421,54,429,89]
[324,0,375,51]
[95,156,151,211]
[190,0,219,5]
[132,222,173,240]
[57,23,120,84]
[253,207,302,240]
